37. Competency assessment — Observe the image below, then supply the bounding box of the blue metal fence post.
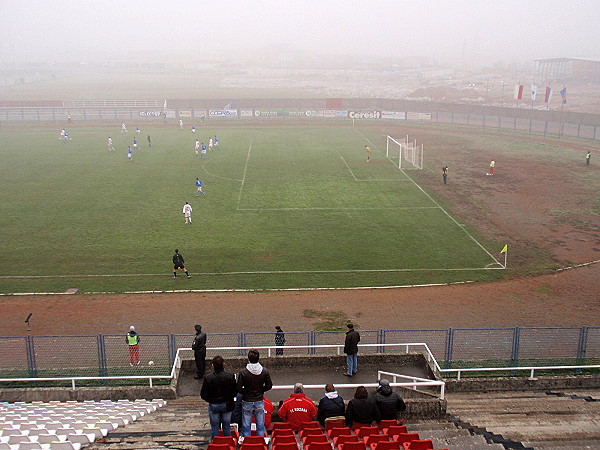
[309,331,314,355]
[239,332,246,357]
[511,327,520,374]
[98,334,107,377]
[168,334,176,366]
[26,335,37,377]
[576,326,587,371]
[377,329,384,353]
[444,328,453,370]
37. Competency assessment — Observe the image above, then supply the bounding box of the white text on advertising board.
[139,111,162,117]
[348,111,381,119]
[209,109,238,117]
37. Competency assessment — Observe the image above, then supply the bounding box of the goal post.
[386,135,423,170]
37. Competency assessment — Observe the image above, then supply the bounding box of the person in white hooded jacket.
[236,349,273,438]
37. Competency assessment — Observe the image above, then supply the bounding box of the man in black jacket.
[201,355,238,437]
[343,323,360,377]
[192,324,207,379]
[237,349,273,438]
[374,379,406,420]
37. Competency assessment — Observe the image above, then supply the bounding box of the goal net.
[386,135,423,170]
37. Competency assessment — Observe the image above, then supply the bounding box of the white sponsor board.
[287,110,312,117]
[406,112,431,120]
[306,110,324,117]
[179,110,192,118]
[139,110,162,117]
[240,110,253,117]
[254,110,278,116]
[348,110,381,119]
[324,110,348,118]
[381,111,406,120]
[209,109,238,117]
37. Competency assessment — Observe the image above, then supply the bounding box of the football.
[148,360,155,366]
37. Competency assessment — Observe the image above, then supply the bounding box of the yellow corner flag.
[500,244,508,253]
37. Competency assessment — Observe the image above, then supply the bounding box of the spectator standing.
[201,355,238,437]
[343,323,360,377]
[586,151,591,165]
[192,324,207,379]
[442,165,448,184]
[317,383,345,426]
[346,386,380,427]
[237,349,273,438]
[275,326,286,355]
[487,159,495,175]
[373,379,406,420]
[126,326,140,366]
[277,383,317,431]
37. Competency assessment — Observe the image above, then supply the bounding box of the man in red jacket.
[277,383,317,431]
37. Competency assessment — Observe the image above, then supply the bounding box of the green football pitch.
[0,124,504,293]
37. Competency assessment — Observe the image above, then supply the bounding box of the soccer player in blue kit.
[195,178,205,196]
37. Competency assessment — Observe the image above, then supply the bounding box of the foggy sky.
[1,0,598,65]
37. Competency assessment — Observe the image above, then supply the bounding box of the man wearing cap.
[126,326,140,366]
[275,326,286,356]
[374,379,406,420]
[277,383,317,431]
[343,323,360,377]
[192,324,207,379]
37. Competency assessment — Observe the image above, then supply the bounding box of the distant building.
[534,57,600,83]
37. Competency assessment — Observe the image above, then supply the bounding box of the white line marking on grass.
[236,140,253,208]
[237,206,439,211]
[357,129,504,268]
[0,265,503,281]
[337,152,358,181]
[201,160,243,182]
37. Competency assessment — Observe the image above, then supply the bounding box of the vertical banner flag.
[530,84,537,101]
[560,86,567,104]
[544,87,553,104]
[514,84,524,100]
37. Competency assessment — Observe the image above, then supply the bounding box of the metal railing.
[442,364,600,380]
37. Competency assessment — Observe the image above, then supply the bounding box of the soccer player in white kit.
[108,137,114,151]
[179,119,184,130]
[208,137,213,150]
[195,140,200,156]
[183,201,193,224]
[121,123,128,133]
[60,129,65,140]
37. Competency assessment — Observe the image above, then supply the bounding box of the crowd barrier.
[1,327,599,380]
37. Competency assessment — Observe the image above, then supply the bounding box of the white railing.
[377,370,445,399]
[441,364,600,380]
[0,342,439,390]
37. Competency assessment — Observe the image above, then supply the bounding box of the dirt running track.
[1,126,599,336]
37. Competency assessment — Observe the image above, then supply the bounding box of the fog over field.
[0,0,598,65]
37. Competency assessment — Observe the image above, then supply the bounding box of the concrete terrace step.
[85,397,211,449]
[446,389,600,449]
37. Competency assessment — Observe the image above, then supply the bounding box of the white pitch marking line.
[337,152,358,181]
[237,206,439,211]
[236,139,253,208]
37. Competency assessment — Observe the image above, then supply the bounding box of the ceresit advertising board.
[209,109,238,117]
[348,111,381,119]
[381,111,406,120]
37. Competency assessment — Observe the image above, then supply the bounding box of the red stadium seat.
[364,434,390,448]
[273,422,294,431]
[393,434,420,445]
[356,427,379,439]
[339,441,367,450]
[211,436,236,449]
[272,435,298,446]
[384,426,408,439]
[301,422,322,430]
[377,420,399,431]
[302,434,329,446]
[207,444,233,450]
[325,419,346,431]
[402,440,434,450]
[334,435,361,448]
[272,429,296,439]
[300,428,326,439]
[272,443,300,450]
[372,442,401,450]
[241,443,268,450]
[306,442,333,450]
[352,422,373,431]
[329,427,352,439]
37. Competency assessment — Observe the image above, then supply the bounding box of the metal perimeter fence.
[0,98,599,141]
[1,327,599,380]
